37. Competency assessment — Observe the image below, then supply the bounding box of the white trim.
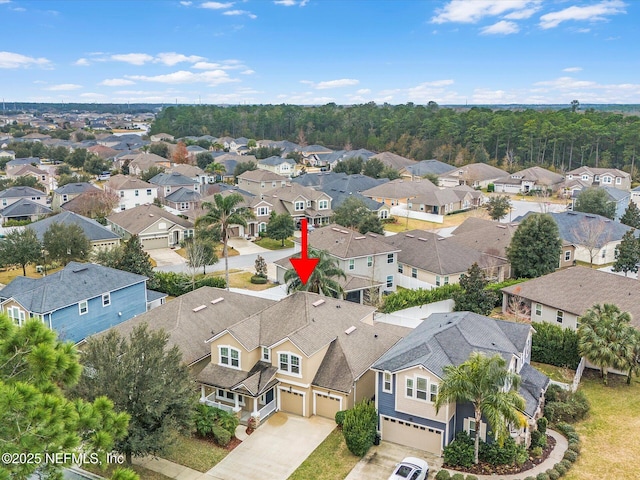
[382,371,393,393]
[277,351,302,377]
[78,300,88,316]
[218,345,241,369]
[312,389,343,415]
[278,378,310,389]
[102,292,111,307]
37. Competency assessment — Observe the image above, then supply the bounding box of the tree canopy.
[506,213,562,278]
[613,230,640,277]
[485,195,512,221]
[43,222,92,265]
[0,228,42,276]
[284,248,346,297]
[453,263,498,315]
[574,188,616,220]
[266,211,295,246]
[620,201,640,229]
[332,197,384,235]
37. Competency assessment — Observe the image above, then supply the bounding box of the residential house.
[211,153,258,182]
[632,185,640,209]
[104,174,158,212]
[379,230,510,289]
[569,186,630,221]
[0,186,48,209]
[149,171,200,201]
[150,133,175,142]
[6,164,54,193]
[259,183,333,228]
[399,159,456,181]
[30,211,121,251]
[104,287,275,375]
[167,164,205,182]
[6,157,41,169]
[186,145,209,162]
[502,266,640,330]
[0,149,16,160]
[52,182,101,211]
[407,185,482,215]
[198,291,407,424]
[291,172,348,189]
[257,156,296,176]
[236,169,289,196]
[493,166,565,194]
[164,188,202,215]
[107,204,194,250]
[361,178,438,206]
[87,144,119,160]
[0,262,156,343]
[372,311,548,454]
[369,152,417,171]
[0,199,52,225]
[320,174,391,219]
[275,224,400,301]
[566,166,631,191]
[126,152,171,176]
[438,163,508,189]
[299,145,334,166]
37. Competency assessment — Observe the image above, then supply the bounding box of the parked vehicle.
[387,457,429,480]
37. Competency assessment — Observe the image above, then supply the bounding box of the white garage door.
[141,237,168,249]
[381,416,442,454]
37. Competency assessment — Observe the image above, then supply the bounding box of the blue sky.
[1,0,638,105]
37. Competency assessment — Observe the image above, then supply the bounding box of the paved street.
[501,198,567,223]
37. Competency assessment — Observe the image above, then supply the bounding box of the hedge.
[153,271,226,297]
[435,471,451,480]
[531,322,581,369]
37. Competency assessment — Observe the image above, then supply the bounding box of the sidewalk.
[442,429,568,480]
[133,455,203,480]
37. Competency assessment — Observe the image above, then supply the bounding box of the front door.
[173,230,179,245]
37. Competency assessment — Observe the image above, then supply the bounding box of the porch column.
[200,385,205,401]
[253,397,258,415]
[234,395,239,410]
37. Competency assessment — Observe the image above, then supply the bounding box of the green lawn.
[255,237,295,249]
[162,433,229,472]
[564,373,640,480]
[288,428,359,480]
[531,361,575,383]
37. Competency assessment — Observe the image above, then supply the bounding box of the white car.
[388,457,429,480]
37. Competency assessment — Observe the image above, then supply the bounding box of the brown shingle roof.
[449,217,517,257]
[307,224,399,259]
[106,204,193,234]
[370,151,417,170]
[361,178,437,199]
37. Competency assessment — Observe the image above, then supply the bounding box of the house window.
[219,346,240,368]
[294,201,305,211]
[535,303,542,316]
[594,175,600,181]
[180,202,189,210]
[387,253,394,264]
[272,181,277,187]
[62,194,68,202]
[398,263,404,274]
[120,204,126,211]
[444,276,449,285]
[581,174,589,181]
[134,190,139,197]
[348,259,355,271]
[383,372,392,393]
[602,249,607,259]
[386,275,393,288]
[279,352,301,375]
[556,310,564,323]
[379,210,388,219]
[564,250,571,262]
[257,206,269,216]
[259,222,267,233]
[147,189,152,195]
[416,377,428,400]
[406,378,414,397]
[165,187,171,194]
[119,191,125,198]
[102,293,111,307]
[436,275,441,286]
[411,268,417,279]
[318,199,328,210]
[79,300,88,316]
[262,347,270,361]
[261,182,265,188]
[7,306,25,326]
[616,177,622,185]
[602,176,612,184]
[430,383,438,402]
[367,256,373,267]
[216,390,245,406]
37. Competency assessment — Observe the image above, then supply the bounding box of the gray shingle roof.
[258,155,296,166]
[165,187,202,203]
[237,169,287,182]
[362,178,437,199]
[402,159,456,176]
[54,182,100,195]
[449,218,518,257]
[148,172,196,186]
[0,262,147,314]
[370,152,416,170]
[29,211,120,242]
[291,172,348,188]
[494,166,564,186]
[519,363,550,417]
[0,186,46,199]
[0,198,52,218]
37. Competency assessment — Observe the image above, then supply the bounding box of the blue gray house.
[371,312,549,455]
[0,262,163,343]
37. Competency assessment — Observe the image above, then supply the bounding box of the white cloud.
[472,88,520,104]
[534,76,597,89]
[575,28,591,33]
[432,0,538,24]
[80,92,107,100]
[127,69,236,86]
[0,51,51,69]
[180,1,192,5]
[539,0,626,29]
[481,20,519,35]
[11,6,26,12]
[200,1,234,9]
[192,61,223,70]
[274,0,296,5]
[0,1,11,4]
[222,9,257,19]
[155,52,205,66]
[111,53,154,65]
[45,84,83,91]
[563,67,582,73]
[240,69,255,75]
[356,89,371,95]
[74,58,90,66]
[503,6,540,19]
[315,78,359,89]
[100,78,136,87]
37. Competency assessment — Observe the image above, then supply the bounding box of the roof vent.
[497,225,506,229]
[354,236,366,240]
[418,237,428,242]
[192,305,207,312]
[405,234,414,238]
[345,325,357,335]
[368,233,378,238]
[210,297,224,305]
[340,229,349,234]
[149,213,154,217]
[72,267,88,273]
[312,299,325,307]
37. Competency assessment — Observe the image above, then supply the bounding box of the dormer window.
[219,346,240,368]
[278,352,301,376]
[262,347,270,361]
[294,201,305,211]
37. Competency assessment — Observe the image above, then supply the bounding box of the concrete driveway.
[202,413,334,480]
[148,248,186,267]
[345,441,442,480]
[227,237,270,255]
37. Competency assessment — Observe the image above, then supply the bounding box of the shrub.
[335,410,347,426]
[530,430,547,450]
[193,404,217,437]
[546,469,560,480]
[553,463,567,476]
[211,424,231,447]
[465,476,478,480]
[568,442,581,454]
[544,387,590,423]
[250,275,268,284]
[480,437,526,466]
[443,432,474,468]
[215,408,239,436]
[451,474,465,480]
[153,271,226,296]
[536,473,550,480]
[487,183,495,192]
[559,459,572,471]
[524,477,536,480]
[564,450,578,462]
[381,283,462,313]
[435,471,451,480]
[342,399,377,457]
[537,417,548,434]
[531,446,543,458]
[531,323,580,369]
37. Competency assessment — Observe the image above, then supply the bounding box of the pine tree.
[620,201,640,229]
[118,234,155,279]
[612,230,640,277]
[453,263,498,315]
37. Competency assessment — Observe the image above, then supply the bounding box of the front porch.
[200,385,277,426]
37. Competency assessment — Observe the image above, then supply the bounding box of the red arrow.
[290,218,319,285]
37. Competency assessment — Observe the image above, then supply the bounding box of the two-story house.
[260,183,333,228]
[149,171,200,202]
[372,311,549,455]
[0,262,160,343]
[257,156,296,176]
[236,169,288,196]
[566,166,631,191]
[105,175,159,212]
[275,224,400,302]
[197,291,406,425]
[52,182,101,211]
[0,185,48,209]
[6,164,55,193]
[126,152,171,176]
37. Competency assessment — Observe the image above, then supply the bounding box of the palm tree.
[284,248,346,298]
[616,326,640,385]
[578,303,632,385]
[205,161,227,182]
[196,193,254,290]
[435,352,526,465]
